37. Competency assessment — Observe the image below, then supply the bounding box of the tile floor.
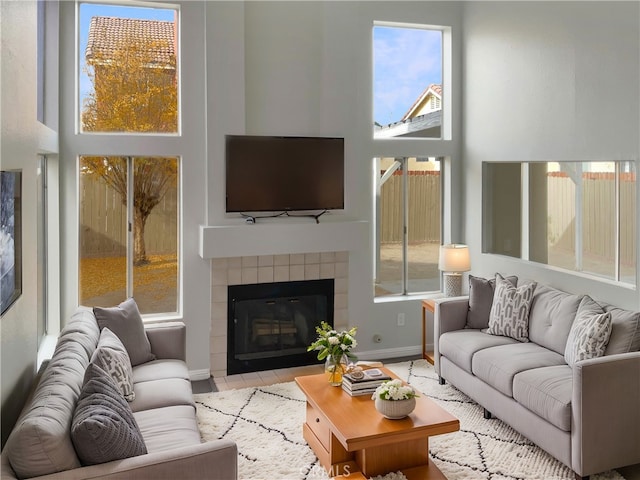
[212,364,324,391]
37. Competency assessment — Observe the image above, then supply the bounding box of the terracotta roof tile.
[86,16,175,66]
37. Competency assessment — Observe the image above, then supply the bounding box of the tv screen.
[225,135,344,213]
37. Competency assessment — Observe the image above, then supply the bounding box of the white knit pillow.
[91,328,135,401]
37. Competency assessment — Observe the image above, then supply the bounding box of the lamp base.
[443,273,463,297]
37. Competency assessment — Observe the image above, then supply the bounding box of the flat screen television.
[225,135,344,213]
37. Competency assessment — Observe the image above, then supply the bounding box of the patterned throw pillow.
[91,328,135,401]
[71,363,147,466]
[564,295,612,366]
[488,274,537,342]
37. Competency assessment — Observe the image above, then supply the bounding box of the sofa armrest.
[571,351,640,477]
[4,440,238,480]
[434,297,469,337]
[145,321,186,361]
[433,297,469,375]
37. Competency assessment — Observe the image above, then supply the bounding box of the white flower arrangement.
[372,379,419,401]
[307,321,358,362]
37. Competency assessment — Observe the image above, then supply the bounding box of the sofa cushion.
[91,327,135,401]
[466,274,518,329]
[528,284,583,355]
[513,365,573,431]
[487,275,537,342]
[564,296,612,366]
[94,298,156,366]
[600,303,640,355]
[439,330,518,374]
[133,359,190,384]
[129,378,195,413]
[71,363,147,466]
[472,343,567,397]
[4,308,99,479]
[134,405,202,453]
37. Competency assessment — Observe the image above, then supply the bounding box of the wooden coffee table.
[295,367,459,479]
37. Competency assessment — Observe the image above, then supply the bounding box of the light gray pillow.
[565,296,612,366]
[93,298,155,366]
[91,328,135,401]
[466,274,518,329]
[71,363,147,465]
[488,274,537,342]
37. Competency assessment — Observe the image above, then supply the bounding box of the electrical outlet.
[397,313,405,326]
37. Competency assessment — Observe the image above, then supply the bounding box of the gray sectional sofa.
[1,305,237,480]
[434,275,640,480]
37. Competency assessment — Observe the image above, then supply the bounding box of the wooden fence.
[380,171,441,243]
[547,172,636,266]
[79,174,178,258]
[80,170,635,266]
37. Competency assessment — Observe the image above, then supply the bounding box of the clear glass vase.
[324,354,348,386]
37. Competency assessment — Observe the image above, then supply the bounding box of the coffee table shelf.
[295,367,459,479]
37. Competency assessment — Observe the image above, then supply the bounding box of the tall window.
[76,2,181,316]
[374,157,442,296]
[373,24,443,139]
[79,156,179,314]
[483,161,636,285]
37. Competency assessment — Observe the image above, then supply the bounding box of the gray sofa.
[434,278,640,480]
[1,306,237,480]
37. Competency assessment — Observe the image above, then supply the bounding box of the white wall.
[205,1,464,366]
[0,0,58,446]
[463,1,640,309]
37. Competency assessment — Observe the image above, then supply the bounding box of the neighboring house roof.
[85,16,175,66]
[374,110,441,138]
[401,84,442,121]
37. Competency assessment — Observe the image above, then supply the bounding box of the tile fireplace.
[210,252,349,377]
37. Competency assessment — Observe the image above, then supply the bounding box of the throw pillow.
[93,298,155,366]
[487,274,537,342]
[467,274,518,329]
[71,363,147,465]
[564,295,613,366]
[91,327,135,401]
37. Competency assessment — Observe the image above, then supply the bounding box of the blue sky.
[78,3,174,101]
[373,26,442,126]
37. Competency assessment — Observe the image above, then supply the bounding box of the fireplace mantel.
[199,219,368,258]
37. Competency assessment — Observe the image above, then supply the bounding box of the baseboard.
[189,368,211,381]
[355,345,422,361]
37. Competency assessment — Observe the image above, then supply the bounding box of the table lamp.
[438,244,471,297]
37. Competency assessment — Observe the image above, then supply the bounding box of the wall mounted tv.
[225,135,344,213]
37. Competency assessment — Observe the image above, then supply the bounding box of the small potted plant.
[307,321,357,386]
[372,379,419,419]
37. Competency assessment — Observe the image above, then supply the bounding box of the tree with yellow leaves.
[82,25,178,266]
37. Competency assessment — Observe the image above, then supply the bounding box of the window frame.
[482,160,637,287]
[60,0,206,323]
[374,156,444,297]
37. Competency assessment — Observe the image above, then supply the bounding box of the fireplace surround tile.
[210,251,349,376]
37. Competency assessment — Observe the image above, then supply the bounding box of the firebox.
[227,279,334,375]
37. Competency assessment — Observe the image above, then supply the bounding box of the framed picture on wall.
[1,170,22,316]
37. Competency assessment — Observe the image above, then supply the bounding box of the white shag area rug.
[195,360,625,480]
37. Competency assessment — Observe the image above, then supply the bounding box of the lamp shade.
[438,244,471,272]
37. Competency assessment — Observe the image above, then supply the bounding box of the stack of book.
[342,368,392,397]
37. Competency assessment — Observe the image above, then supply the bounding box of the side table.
[421,298,440,365]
